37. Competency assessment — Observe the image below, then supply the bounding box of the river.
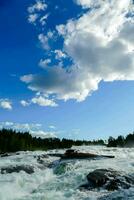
[0,146,134,200]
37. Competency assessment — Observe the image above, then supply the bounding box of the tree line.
[0,129,105,153]
[107,133,134,147]
[0,129,134,153]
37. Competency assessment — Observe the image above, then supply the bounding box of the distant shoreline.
[0,129,134,154]
[0,128,105,154]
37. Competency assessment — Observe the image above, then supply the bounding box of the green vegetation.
[107,133,134,147]
[0,129,105,153]
[0,129,134,153]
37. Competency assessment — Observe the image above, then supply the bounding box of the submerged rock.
[80,169,134,191]
[1,165,34,174]
[53,162,68,175]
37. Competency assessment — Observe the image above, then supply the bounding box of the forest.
[0,129,104,153]
[107,134,134,147]
[0,129,134,153]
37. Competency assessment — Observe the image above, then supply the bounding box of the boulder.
[61,150,114,160]
[0,153,10,157]
[0,152,20,157]
[1,165,34,174]
[80,168,134,191]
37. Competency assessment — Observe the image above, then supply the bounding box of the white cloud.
[0,122,57,138]
[38,33,50,50]
[30,130,57,138]
[21,74,33,83]
[31,96,58,107]
[28,0,47,13]
[20,95,58,107]
[0,99,12,110]
[54,50,67,60]
[23,0,134,102]
[0,122,41,131]
[39,58,51,68]
[21,64,100,102]
[40,13,49,25]
[56,24,66,35]
[75,0,102,8]
[28,14,39,24]
[49,125,56,129]
[119,21,134,50]
[20,100,30,107]
[27,0,48,25]
[38,32,54,50]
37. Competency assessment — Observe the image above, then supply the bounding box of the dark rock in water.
[37,154,49,164]
[39,154,49,159]
[87,169,119,187]
[80,169,134,191]
[61,150,114,160]
[65,149,76,154]
[36,154,60,170]
[35,154,49,159]
[0,153,10,157]
[1,165,34,174]
[48,149,114,160]
[37,157,45,165]
[0,152,20,157]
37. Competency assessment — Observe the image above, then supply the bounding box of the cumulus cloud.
[23,0,134,102]
[21,66,100,101]
[0,99,12,110]
[0,122,57,138]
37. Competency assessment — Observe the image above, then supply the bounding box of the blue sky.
[0,0,134,139]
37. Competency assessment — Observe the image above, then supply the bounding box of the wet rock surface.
[48,149,114,160]
[37,154,49,164]
[36,154,60,170]
[0,153,10,157]
[0,152,20,157]
[1,165,34,174]
[80,169,134,191]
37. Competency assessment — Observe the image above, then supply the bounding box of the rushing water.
[0,146,134,200]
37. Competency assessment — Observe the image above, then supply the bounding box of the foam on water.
[0,146,134,200]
